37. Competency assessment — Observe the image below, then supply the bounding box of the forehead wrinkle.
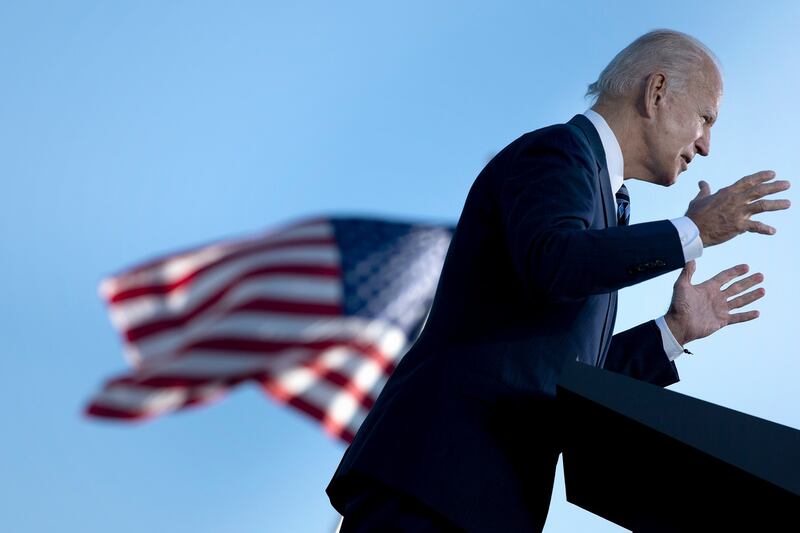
[701,62,724,97]
[693,68,722,123]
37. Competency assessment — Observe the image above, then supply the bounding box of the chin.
[662,168,682,186]
[651,173,677,187]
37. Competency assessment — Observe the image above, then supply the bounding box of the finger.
[734,170,776,190]
[722,272,764,297]
[726,310,760,325]
[727,287,766,310]
[679,260,696,284]
[747,180,791,200]
[710,264,749,287]
[695,180,711,199]
[746,220,777,235]
[747,198,792,214]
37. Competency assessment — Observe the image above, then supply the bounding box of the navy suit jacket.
[327,115,687,531]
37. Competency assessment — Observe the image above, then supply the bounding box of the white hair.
[586,29,722,103]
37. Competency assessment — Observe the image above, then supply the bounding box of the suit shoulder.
[487,124,596,182]
[470,121,596,199]
[510,123,594,160]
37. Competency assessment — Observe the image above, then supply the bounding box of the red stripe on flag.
[261,380,361,444]
[123,267,341,343]
[339,427,357,443]
[85,404,148,420]
[105,373,266,389]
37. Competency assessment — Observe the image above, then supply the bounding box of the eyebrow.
[701,108,718,125]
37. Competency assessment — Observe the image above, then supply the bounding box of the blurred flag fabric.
[85,216,454,442]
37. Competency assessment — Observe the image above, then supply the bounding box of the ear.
[642,72,667,119]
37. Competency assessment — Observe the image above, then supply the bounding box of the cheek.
[661,121,689,150]
[679,114,704,146]
[685,125,703,145]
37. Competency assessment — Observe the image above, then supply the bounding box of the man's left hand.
[664,260,764,346]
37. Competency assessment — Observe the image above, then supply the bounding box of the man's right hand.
[685,170,791,247]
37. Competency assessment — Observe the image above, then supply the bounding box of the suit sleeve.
[603,320,680,387]
[498,127,686,302]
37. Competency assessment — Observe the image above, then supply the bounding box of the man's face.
[644,65,722,186]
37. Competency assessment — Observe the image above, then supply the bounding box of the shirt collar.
[582,109,624,195]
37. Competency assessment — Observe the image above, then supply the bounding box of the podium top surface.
[557,361,800,496]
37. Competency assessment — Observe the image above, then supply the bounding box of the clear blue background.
[2,1,797,531]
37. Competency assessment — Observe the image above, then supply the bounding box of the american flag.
[85,216,454,442]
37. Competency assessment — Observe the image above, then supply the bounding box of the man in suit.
[327,29,792,532]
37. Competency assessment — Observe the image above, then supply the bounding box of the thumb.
[680,260,696,284]
[694,180,711,200]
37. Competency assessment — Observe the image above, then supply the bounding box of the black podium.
[556,361,800,532]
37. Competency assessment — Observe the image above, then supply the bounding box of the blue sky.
[2,1,798,531]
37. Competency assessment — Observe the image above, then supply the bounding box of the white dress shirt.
[583,109,701,361]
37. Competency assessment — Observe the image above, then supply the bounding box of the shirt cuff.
[669,216,703,263]
[655,315,685,362]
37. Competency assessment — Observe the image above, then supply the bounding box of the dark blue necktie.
[616,183,630,226]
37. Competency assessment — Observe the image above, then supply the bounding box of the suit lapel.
[567,114,618,369]
[567,114,616,229]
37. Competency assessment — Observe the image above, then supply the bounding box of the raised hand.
[685,171,791,247]
[663,261,765,345]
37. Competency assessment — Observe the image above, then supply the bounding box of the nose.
[695,128,711,157]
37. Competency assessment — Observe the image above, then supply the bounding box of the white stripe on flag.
[128,314,407,362]
[270,364,369,427]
